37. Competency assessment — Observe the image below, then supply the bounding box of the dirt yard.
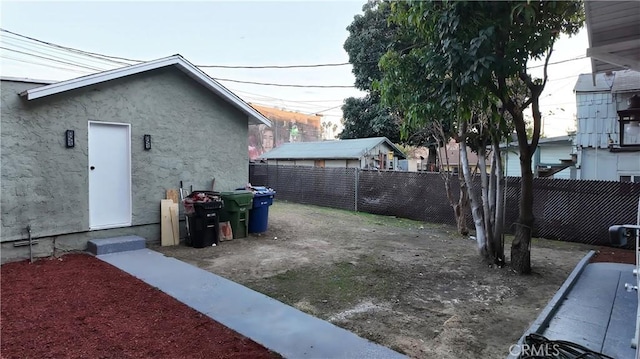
[154,201,596,359]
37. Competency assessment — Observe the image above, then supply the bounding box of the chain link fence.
[250,164,640,247]
[250,164,357,211]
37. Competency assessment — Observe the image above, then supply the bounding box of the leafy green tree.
[379,1,583,273]
[340,0,405,143]
[340,94,401,143]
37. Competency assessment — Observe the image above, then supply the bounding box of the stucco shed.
[259,137,406,170]
[1,55,271,263]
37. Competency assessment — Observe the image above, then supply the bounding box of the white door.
[88,122,132,229]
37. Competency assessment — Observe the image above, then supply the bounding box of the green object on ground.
[220,190,254,239]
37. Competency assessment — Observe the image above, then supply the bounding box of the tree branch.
[541,40,555,89]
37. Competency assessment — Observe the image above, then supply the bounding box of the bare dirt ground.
[154,202,597,359]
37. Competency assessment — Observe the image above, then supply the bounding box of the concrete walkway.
[98,249,406,359]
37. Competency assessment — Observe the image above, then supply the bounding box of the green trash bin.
[220,190,254,239]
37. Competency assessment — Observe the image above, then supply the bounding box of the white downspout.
[595,145,598,180]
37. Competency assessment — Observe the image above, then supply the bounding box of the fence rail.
[250,164,640,247]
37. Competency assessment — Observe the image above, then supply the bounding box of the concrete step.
[87,235,146,255]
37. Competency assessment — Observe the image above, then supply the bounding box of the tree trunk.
[477,146,494,259]
[456,177,470,236]
[511,145,534,274]
[508,87,543,275]
[444,177,468,236]
[435,123,468,236]
[491,142,505,266]
[459,130,488,258]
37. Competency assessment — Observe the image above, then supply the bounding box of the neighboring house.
[573,70,640,182]
[259,137,406,170]
[437,139,492,174]
[248,104,322,161]
[398,139,493,173]
[501,136,575,179]
[397,146,432,172]
[1,55,271,263]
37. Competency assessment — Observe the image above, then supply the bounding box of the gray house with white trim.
[1,55,271,263]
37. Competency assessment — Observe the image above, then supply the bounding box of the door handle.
[90,166,95,170]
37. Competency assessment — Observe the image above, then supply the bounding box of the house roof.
[18,55,271,126]
[574,70,640,93]
[260,137,406,160]
[585,1,640,75]
[500,135,572,149]
[611,70,640,93]
[0,76,56,85]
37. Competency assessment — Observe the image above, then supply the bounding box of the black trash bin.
[183,191,223,248]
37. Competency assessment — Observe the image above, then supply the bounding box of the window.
[620,175,640,183]
[618,95,640,147]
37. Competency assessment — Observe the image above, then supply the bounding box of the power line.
[214,77,354,88]
[246,99,339,112]
[1,35,130,69]
[0,46,106,71]
[310,104,343,115]
[1,55,93,75]
[528,56,587,69]
[1,41,120,72]
[1,44,357,88]
[1,28,359,69]
[2,28,589,73]
[1,29,137,65]
[200,63,350,69]
[232,89,345,103]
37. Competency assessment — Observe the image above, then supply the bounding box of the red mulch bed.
[590,246,636,265]
[1,253,281,359]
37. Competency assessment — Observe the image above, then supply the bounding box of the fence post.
[354,168,359,212]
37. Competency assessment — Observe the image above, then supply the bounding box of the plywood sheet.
[169,203,179,246]
[166,189,179,204]
[161,199,174,246]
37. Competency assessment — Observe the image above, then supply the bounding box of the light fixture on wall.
[143,134,151,150]
[65,130,75,148]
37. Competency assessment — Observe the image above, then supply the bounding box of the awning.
[585,1,640,80]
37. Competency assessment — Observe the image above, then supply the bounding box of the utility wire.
[1,41,120,71]
[528,56,587,69]
[232,89,345,103]
[0,46,106,71]
[1,28,358,69]
[1,29,136,65]
[2,28,587,71]
[1,45,357,88]
[200,63,351,69]
[1,36,130,68]
[213,77,354,88]
[311,104,343,114]
[1,55,93,75]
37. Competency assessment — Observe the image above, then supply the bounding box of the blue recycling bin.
[248,188,276,233]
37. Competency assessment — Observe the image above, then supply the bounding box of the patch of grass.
[350,211,425,229]
[272,201,440,230]
[503,234,595,251]
[245,255,399,313]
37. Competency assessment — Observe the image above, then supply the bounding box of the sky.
[0,1,593,138]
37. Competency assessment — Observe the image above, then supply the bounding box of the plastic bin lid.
[221,190,254,197]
